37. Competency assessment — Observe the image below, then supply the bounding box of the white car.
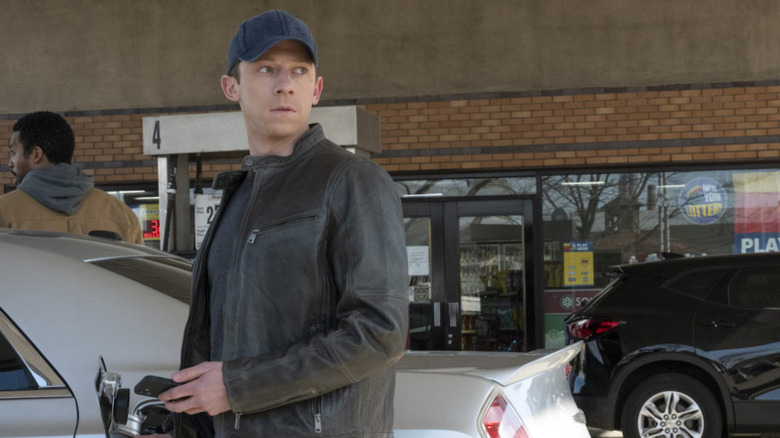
[0,230,588,437]
[394,349,588,437]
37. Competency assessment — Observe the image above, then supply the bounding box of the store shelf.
[460,242,526,352]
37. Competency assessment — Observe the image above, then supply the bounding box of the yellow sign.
[563,242,594,287]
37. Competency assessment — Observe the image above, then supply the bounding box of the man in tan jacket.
[1,111,144,244]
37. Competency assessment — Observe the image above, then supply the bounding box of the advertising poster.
[679,177,727,226]
[563,241,594,287]
[733,172,780,253]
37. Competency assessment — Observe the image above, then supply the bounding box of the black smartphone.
[134,375,180,398]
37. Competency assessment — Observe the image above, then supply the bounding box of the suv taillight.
[482,393,529,438]
[567,318,620,340]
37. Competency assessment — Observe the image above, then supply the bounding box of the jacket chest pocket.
[241,210,327,279]
[246,211,323,245]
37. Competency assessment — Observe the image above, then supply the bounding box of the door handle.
[702,319,736,329]
[432,302,441,327]
[449,302,459,328]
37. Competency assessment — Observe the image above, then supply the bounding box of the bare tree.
[542,173,658,240]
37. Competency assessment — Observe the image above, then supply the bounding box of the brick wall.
[0,113,229,187]
[2,83,780,187]
[368,84,780,172]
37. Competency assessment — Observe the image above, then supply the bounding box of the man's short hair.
[12,111,75,164]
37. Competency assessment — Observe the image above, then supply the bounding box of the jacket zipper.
[314,395,323,434]
[247,214,320,244]
[230,170,258,432]
[314,412,322,433]
[232,403,318,431]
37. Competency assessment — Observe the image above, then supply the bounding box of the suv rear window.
[728,266,780,309]
[665,268,726,299]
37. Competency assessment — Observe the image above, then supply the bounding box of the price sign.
[194,193,222,249]
[139,204,160,241]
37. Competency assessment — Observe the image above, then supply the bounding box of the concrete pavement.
[588,428,780,437]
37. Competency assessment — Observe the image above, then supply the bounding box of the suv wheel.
[621,373,723,438]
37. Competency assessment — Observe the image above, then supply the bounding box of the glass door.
[459,213,525,352]
[403,197,535,351]
[405,214,436,350]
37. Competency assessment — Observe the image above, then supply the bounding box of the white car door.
[0,311,79,437]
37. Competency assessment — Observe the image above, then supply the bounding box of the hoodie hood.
[18,163,94,215]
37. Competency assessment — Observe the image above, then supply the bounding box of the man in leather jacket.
[159,9,409,437]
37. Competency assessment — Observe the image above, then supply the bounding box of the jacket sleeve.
[221,158,409,414]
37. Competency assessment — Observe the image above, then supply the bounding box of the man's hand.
[158,361,230,416]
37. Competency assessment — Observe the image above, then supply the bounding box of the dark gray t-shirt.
[207,171,254,361]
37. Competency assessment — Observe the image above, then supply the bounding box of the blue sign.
[679,177,727,225]
[734,232,780,253]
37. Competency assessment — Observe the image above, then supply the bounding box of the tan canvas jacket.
[0,188,144,245]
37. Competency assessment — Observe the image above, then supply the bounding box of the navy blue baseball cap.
[227,9,318,75]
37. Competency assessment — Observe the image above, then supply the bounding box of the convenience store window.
[542,168,780,347]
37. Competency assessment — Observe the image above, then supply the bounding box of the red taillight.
[564,363,573,379]
[567,318,620,340]
[482,393,529,438]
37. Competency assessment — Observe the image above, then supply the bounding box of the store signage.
[733,172,780,253]
[543,288,599,348]
[407,246,430,277]
[142,107,381,156]
[544,289,598,313]
[563,241,594,287]
[679,177,726,225]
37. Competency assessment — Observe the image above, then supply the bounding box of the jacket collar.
[240,123,324,170]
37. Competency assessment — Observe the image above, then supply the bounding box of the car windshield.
[90,256,192,304]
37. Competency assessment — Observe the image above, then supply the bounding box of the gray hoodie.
[18,163,94,215]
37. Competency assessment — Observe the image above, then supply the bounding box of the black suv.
[564,253,780,438]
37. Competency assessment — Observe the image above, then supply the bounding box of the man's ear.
[312,76,324,106]
[221,75,240,102]
[30,146,47,164]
